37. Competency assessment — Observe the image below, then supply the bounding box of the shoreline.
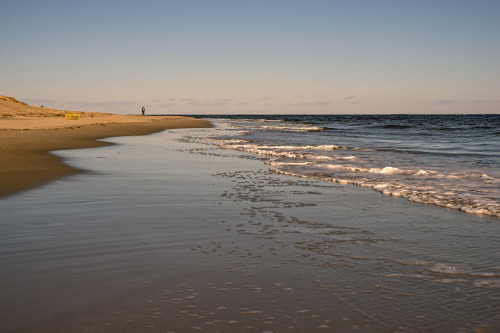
[2,127,498,332]
[0,97,211,198]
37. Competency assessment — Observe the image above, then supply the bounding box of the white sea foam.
[428,263,472,275]
[269,161,311,167]
[369,167,402,174]
[229,144,345,151]
[260,125,325,132]
[306,155,334,160]
[209,118,500,218]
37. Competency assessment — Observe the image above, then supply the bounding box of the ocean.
[199,114,500,218]
[1,119,499,332]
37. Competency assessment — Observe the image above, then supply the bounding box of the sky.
[1,0,499,114]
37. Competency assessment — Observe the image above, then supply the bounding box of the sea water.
[200,114,500,217]
[1,125,499,332]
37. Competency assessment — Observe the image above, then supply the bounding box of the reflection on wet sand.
[2,129,499,332]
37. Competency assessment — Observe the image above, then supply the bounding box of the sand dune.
[0,96,210,197]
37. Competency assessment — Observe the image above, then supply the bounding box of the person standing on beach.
[141,106,145,115]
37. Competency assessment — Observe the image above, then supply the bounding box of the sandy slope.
[0,96,210,197]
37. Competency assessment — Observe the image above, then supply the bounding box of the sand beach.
[0,96,210,198]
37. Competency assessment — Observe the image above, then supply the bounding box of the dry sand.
[0,96,211,198]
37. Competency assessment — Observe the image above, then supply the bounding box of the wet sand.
[0,96,210,197]
[1,127,499,332]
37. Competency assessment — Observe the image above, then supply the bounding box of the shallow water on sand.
[0,128,499,332]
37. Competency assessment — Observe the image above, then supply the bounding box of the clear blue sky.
[1,0,499,114]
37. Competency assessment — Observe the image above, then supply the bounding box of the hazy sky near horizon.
[1,0,499,114]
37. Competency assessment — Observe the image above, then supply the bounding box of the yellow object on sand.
[65,114,80,120]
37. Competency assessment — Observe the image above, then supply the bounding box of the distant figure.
[141,106,145,115]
